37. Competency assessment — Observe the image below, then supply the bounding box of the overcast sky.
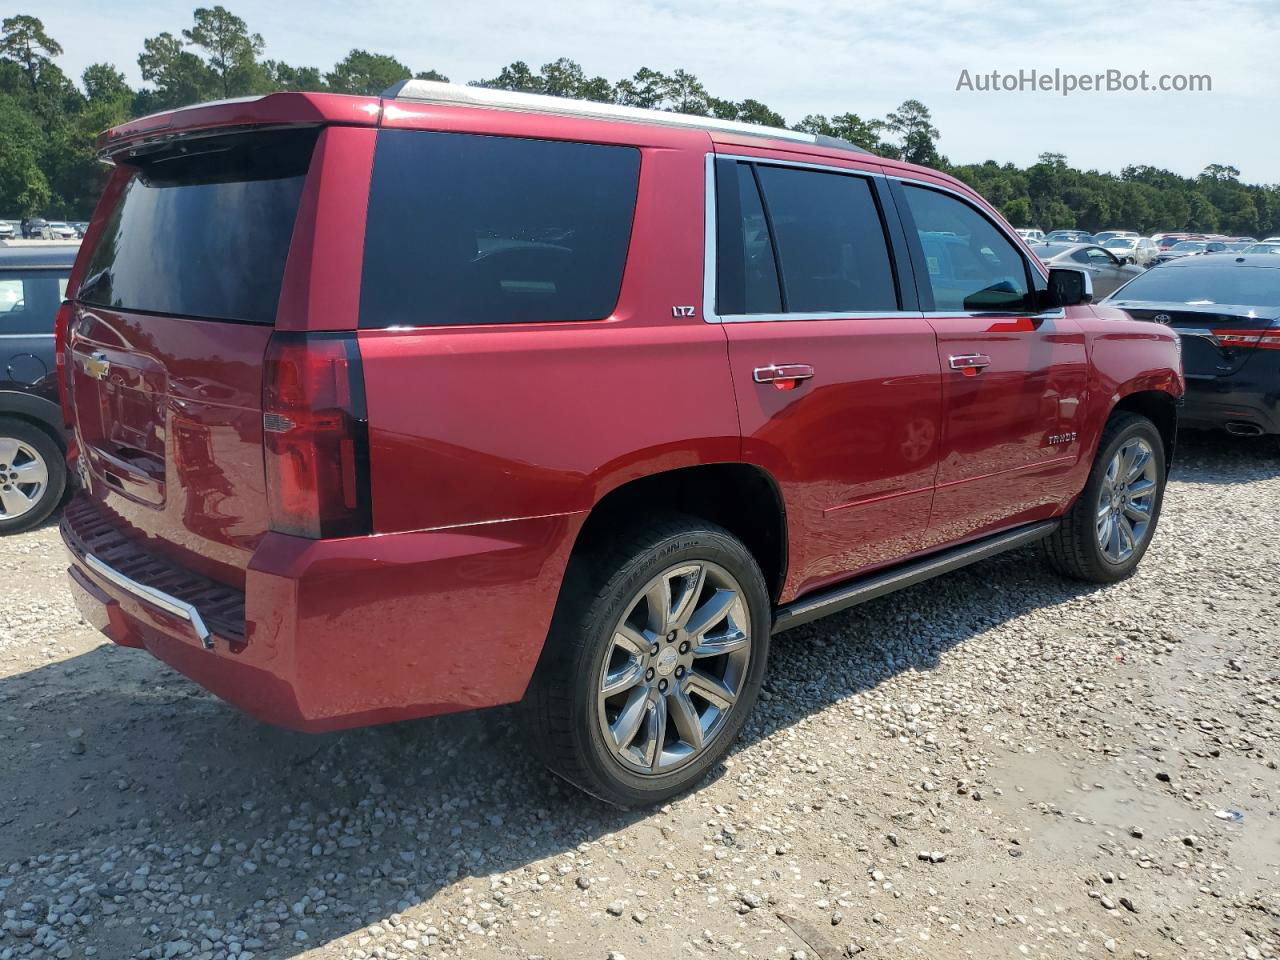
[36,0,1280,183]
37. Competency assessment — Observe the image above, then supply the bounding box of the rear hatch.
[68,128,318,587]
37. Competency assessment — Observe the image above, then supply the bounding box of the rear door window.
[753,165,898,314]
[77,128,317,325]
[715,162,783,315]
[360,130,640,328]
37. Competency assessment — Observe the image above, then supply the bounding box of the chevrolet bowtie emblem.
[84,352,110,381]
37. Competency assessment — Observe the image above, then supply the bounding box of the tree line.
[3,8,1278,237]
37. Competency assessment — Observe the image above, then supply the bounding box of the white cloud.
[35,0,1280,181]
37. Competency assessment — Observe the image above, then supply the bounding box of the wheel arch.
[0,392,66,451]
[1110,389,1178,474]
[572,462,789,604]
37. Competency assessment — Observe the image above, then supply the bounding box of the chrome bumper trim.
[84,552,214,649]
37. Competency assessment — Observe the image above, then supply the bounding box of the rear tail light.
[262,332,372,539]
[54,301,73,427]
[1211,325,1280,350]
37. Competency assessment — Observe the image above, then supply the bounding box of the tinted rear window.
[78,129,317,324]
[0,271,70,334]
[1109,263,1280,308]
[360,130,640,328]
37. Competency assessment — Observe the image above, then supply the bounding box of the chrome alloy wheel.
[596,561,752,776]
[0,437,48,521]
[1096,436,1158,564]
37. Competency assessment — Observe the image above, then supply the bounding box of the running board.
[772,520,1059,634]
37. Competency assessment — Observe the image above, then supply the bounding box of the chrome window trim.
[0,333,55,339]
[702,153,719,324]
[84,552,214,649]
[703,153,1051,324]
[923,308,1066,321]
[716,310,928,324]
[713,152,887,178]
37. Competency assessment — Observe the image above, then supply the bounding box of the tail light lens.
[1211,324,1280,350]
[55,301,73,427]
[262,332,372,539]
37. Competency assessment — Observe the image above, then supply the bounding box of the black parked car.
[0,244,73,532]
[1105,255,1280,446]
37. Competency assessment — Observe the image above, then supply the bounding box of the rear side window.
[901,185,1032,312]
[360,131,640,328]
[716,162,782,315]
[754,165,898,313]
[78,129,317,325]
[0,272,69,334]
[716,161,898,316]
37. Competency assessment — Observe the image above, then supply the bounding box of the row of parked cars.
[4,82,1278,805]
[1012,228,1280,299]
[0,219,88,240]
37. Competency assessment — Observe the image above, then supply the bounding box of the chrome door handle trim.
[753,363,815,384]
[949,354,992,371]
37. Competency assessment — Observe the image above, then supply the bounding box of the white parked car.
[1015,228,1045,242]
[44,221,78,240]
[1091,230,1140,245]
[1102,236,1159,267]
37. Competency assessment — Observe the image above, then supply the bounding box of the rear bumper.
[1181,362,1280,435]
[62,495,583,731]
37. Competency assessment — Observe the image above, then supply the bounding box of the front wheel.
[1043,412,1167,583]
[525,516,770,807]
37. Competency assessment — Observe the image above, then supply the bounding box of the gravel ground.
[1,432,1277,960]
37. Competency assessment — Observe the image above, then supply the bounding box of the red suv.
[59,82,1183,806]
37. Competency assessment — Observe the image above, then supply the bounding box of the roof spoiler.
[380,79,872,156]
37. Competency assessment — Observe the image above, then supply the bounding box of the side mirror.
[1045,266,1094,307]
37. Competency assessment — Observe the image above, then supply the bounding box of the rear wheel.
[1043,412,1166,582]
[0,419,65,535]
[526,516,770,807]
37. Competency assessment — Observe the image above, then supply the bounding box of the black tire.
[1042,412,1166,583]
[525,514,770,808]
[0,418,66,535]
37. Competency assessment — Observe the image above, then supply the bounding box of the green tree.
[0,14,62,96]
[0,93,49,211]
[882,99,942,164]
[476,60,542,93]
[263,60,324,91]
[182,5,264,98]
[733,98,785,127]
[138,32,216,109]
[613,67,667,108]
[326,49,413,95]
[795,112,887,152]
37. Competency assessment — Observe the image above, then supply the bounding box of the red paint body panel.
[921,312,1090,545]
[275,126,377,332]
[362,322,739,532]
[724,317,942,600]
[60,93,1185,733]
[65,512,580,729]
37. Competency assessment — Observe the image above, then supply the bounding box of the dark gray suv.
[0,244,73,532]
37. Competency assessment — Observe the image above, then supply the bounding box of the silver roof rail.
[381,79,871,156]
